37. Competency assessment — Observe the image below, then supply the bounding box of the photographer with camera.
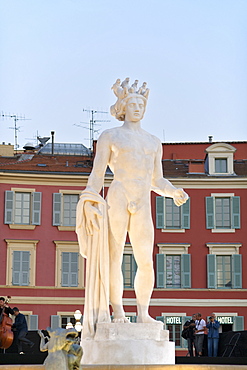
[183,314,196,357]
[206,312,220,357]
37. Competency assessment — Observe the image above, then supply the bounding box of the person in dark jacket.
[12,307,34,354]
[0,297,14,321]
[206,314,220,357]
[183,314,196,357]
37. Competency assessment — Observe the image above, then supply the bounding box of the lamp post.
[65,310,83,334]
[74,310,83,333]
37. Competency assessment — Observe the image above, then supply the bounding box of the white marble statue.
[76,78,188,339]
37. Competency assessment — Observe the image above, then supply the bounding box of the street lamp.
[66,322,73,329]
[74,310,82,333]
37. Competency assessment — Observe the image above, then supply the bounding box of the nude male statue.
[79,78,188,326]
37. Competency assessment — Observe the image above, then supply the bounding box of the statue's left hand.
[173,188,189,207]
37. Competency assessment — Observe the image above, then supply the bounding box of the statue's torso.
[105,126,159,202]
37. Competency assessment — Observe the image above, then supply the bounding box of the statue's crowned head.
[110,78,150,121]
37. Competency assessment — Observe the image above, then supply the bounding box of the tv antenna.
[1,112,31,151]
[74,109,110,149]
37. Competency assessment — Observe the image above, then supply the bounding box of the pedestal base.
[81,322,175,365]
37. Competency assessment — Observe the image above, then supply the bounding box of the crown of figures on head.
[110,78,150,121]
[111,78,150,100]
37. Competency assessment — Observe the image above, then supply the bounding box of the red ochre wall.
[162,142,247,160]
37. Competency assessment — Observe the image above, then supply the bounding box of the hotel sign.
[166,316,182,324]
[217,316,233,324]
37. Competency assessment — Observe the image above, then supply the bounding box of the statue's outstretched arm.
[152,140,188,206]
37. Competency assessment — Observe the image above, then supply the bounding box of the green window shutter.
[12,251,21,285]
[207,254,216,288]
[156,316,164,323]
[231,196,240,229]
[206,197,214,229]
[53,193,62,226]
[182,316,192,348]
[21,251,30,286]
[70,253,79,287]
[156,196,164,229]
[61,252,70,287]
[32,192,42,225]
[181,254,191,288]
[232,254,242,288]
[181,198,190,229]
[29,315,38,330]
[51,315,60,329]
[156,254,165,288]
[233,316,244,331]
[5,190,14,224]
[131,255,137,288]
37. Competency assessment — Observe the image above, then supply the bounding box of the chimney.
[51,131,55,155]
[208,135,213,143]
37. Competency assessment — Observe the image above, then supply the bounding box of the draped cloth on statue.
[76,189,111,339]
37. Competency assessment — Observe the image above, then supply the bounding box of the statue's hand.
[173,188,189,207]
[84,201,102,235]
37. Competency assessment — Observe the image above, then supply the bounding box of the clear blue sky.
[1,0,247,150]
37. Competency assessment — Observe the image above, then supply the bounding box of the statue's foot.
[137,315,157,323]
[112,316,130,323]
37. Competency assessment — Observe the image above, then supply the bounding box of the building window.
[4,189,41,229]
[122,254,137,288]
[207,243,242,289]
[206,194,240,231]
[54,241,84,288]
[216,255,232,288]
[53,191,80,229]
[156,244,191,289]
[61,316,76,329]
[215,158,227,173]
[5,239,38,286]
[61,252,78,287]
[205,143,236,175]
[166,255,181,288]
[167,323,182,346]
[156,197,190,231]
[12,251,30,286]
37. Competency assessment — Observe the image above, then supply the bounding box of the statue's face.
[125,96,145,122]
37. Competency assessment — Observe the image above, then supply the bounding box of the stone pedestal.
[81,322,175,365]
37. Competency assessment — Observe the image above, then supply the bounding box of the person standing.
[194,312,206,357]
[12,307,34,354]
[206,314,220,357]
[183,314,196,357]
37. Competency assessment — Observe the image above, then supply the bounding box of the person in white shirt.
[194,312,206,356]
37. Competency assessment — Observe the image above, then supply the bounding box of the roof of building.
[0,153,93,174]
[38,142,91,156]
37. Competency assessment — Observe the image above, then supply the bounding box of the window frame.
[205,143,236,176]
[206,193,240,233]
[207,243,242,289]
[53,190,81,230]
[54,241,84,288]
[156,196,190,232]
[5,239,38,286]
[5,188,41,230]
[156,244,191,289]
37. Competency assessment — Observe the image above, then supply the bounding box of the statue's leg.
[108,191,129,322]
[128,204,156,323]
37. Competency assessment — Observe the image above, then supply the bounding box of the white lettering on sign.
[217,316,233,324]
[166,316,182,324]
